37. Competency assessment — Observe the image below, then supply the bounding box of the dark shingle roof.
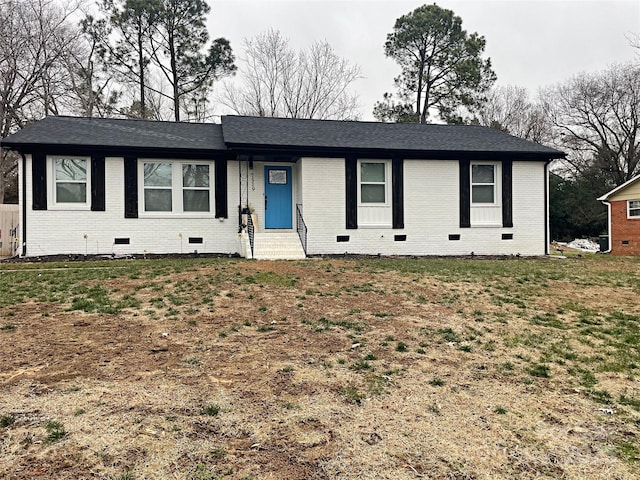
[1,116,226,151]
[1,115,565,160]
[221,116,564,158]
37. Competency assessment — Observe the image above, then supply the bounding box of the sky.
[207,0,640,120]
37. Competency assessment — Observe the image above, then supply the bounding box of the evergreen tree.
[374,4,495,124]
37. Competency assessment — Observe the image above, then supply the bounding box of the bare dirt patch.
[0,257,639,479]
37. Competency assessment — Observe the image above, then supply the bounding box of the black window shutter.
[459,159,471,228]
[91,155,106,211]
[345,157,358,229]
[124,156,138,218]
[392,157,404,229]
[502,160,513,228]
[32,153,47,210]
[215,159,228,218]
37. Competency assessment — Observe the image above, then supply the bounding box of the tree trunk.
[167,28,180,121]
[0,177,6,204]
[137,21,146,118]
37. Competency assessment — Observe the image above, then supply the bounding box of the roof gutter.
[225,142,566,162]
[0,142,235,160]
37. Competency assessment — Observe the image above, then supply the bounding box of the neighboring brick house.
[1,115,565,259]
[598,175,640,255]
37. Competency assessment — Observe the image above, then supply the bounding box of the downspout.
[20,151,27,257]
[544,159,551,256]
[601,200,612,254]
[238,157,242,232]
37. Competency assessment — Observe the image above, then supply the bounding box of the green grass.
[341,383,364,405]
[44,420,67,443]
[351,359,373,371]
[527,364,551,378]
[0,414,16,427]
[302,316,364,333]
[244,271,297,287]
[201,404,221,417]
[110,473,135,480]
[429,376,445,387]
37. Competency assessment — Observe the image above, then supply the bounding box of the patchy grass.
[0,255,639,478]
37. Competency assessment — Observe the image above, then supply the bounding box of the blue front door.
[264,166,292,229]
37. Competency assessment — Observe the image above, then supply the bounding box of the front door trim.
[264,165,293,229]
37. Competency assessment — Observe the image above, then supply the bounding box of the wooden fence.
[0,204,19,257]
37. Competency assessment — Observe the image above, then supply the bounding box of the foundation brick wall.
[610,200,640,255]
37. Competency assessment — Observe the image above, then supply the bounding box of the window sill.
[47,204,91,211]
[471,223,502,228]
[138,213,216,219]
[358,224,392,229]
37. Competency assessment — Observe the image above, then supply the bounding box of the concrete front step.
[253,233,306,260]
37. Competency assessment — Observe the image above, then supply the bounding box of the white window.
[628,200,640,218]
[140,160,213,214]
[357,159,392,227]
[471,163,496,204]
[182,164,211,212]
[359,161,388,204]
[49,156,90,208]
[470,162,501,226]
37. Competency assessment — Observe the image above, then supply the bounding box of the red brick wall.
[610,200,640,255]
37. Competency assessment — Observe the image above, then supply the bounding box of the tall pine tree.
[150,0,235,121]
[374,4,495,124]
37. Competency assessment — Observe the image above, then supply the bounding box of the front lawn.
[0,255,639,479]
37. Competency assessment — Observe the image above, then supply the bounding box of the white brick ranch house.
[1,115,565,259]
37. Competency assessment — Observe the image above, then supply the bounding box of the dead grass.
[0,255,639,479]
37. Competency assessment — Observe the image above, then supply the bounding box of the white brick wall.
[23,155,241,256]
[21,155,548,258]
[299,158,547,256]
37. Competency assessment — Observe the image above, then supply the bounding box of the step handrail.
[296,204,307,255]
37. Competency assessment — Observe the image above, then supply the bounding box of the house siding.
[609,199,640,255]
[22,155,240,256]
[300,158,546,256]
[609,182,640,201]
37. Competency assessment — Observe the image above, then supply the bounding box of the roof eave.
[0,142,233,159]
[225,142,566,161]
[597,174,640,201]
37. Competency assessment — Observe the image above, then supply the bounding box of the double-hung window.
[470,161,501,226]
[471,163,496,204]
[360,161,387,204]
[357,159,392,227]
[628,200,640,218]
[51,156,90,207]
[141,160,212,214]
[182,164,210,212]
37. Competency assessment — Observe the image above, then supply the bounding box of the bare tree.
[0,0,83,202]
[87,0,163,119]
[627,32,640,55]
[474,85,551,143]
[544,62,640,186]
[221,29,362,120]
[69,16,121,117]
